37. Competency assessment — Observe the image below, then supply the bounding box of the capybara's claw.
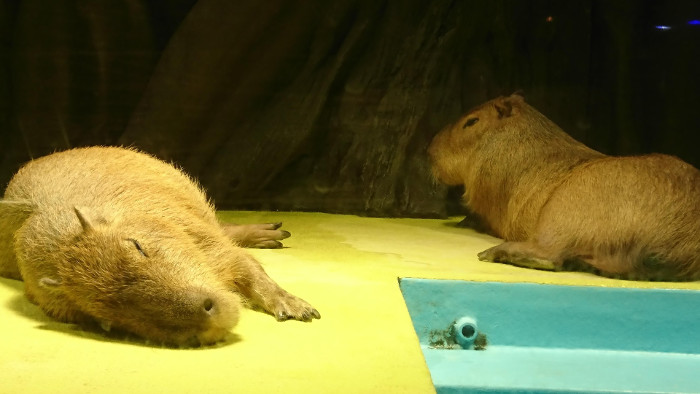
[477,248,497,262]
[257,240,283,249]
[294,308,321,322]
[301,309,322,321]
[269,294,320,322]
[276,311,289,321]
[479,243,557,271]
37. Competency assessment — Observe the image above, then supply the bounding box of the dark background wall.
[1,0,699,218]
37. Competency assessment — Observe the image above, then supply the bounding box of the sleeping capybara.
[0,146,319,346]
[428,93,700,281]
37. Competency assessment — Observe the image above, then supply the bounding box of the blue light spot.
[654,25,672,30]
[688,20,700,25]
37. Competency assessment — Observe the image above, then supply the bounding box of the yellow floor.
[2,211,699,393]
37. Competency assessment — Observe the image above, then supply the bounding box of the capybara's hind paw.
[478,242,557,271]
[221,222,291,248]
[270,293,321,322]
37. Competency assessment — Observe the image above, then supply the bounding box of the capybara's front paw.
[221,222,291,248]
[478,242,557,271]
[270,292,321,322]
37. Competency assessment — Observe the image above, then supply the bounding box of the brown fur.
[428,93,700,281]
[0,146,319,346]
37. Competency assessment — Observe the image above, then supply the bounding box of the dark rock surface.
[1,0,699,217]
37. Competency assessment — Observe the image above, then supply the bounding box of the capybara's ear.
[511,90,525,99]
[74,206,97,232]
[495,99,513,119]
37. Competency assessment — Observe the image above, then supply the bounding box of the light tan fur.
[428,93,700,281]
[0,146,319,346]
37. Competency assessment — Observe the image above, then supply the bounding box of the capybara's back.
[6,146,212,218]
[1,146,319,346]
[429,93,700,281]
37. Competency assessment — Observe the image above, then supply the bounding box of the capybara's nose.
[203,298,214,313]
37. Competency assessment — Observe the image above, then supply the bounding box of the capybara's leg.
[228,253,320,321]
[478,241,559,271]
[220,222,291,249]
[456,208,497,236]
[0,200,34,280]
[568,255,680,281]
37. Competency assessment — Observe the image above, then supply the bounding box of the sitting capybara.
[428,93,700,281]
[0,146,319,346]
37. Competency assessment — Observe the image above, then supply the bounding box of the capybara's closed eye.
[463,117,479,128]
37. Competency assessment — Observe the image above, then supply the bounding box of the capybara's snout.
[95,281,242,347]
[427,120,467,186]
[194,289,240,331]
[174,286,240,331]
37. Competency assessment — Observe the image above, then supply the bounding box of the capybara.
[428,93,700,281]
[0,146,319,346]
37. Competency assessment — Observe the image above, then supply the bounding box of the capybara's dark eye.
[127,238,148,257]
[463,117,479,128]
